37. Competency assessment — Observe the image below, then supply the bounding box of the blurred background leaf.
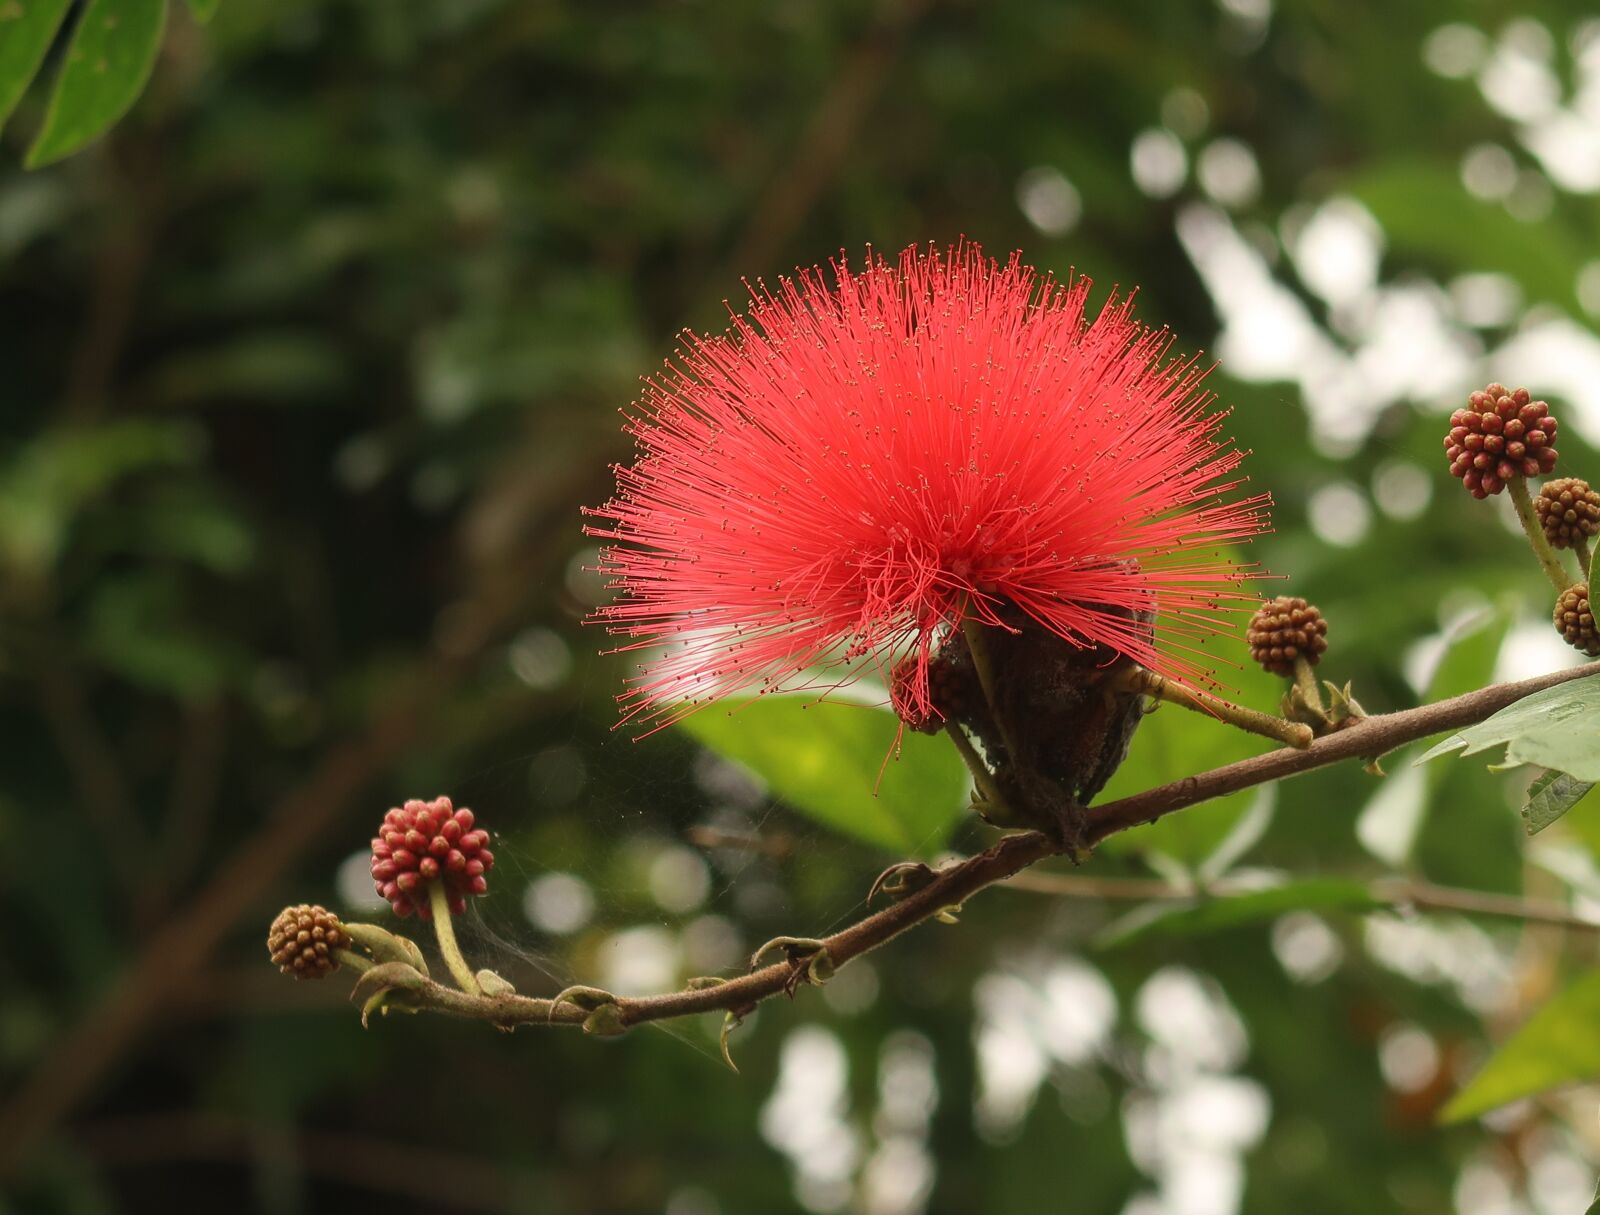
[1440,970,1600,1123]
[678,697,969,856]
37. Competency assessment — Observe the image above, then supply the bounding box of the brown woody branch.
[358,661,1600,1036]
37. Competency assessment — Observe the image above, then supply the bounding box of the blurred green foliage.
[3,1,1600,1213]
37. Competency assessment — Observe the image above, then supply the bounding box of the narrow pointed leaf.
[26,0,166,168]
[0,0,72,131]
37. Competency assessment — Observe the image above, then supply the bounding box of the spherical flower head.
[268,904,347,979]
[369,796,494,919]
[1444,383,1558,498]
[1534,478,1600,549]
[1246,596,1328,677]
[587,243,1269,726]
[1554,584,1600,657]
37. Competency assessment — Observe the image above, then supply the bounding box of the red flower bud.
[369,796,495,918]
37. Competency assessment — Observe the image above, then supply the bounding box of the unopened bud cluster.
[370,795,494,919]
[1554,585,1600,657]
[267,904,347,979]
[890,653,968,735]
[1534,478,1600,550]
[1247,596,1328,677]
[1444,383,1558,499]
[1441,385,1600,658]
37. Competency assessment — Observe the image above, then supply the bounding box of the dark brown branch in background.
[62,144,157,420]
[76,1112,517,1212]
[149,696,230,913]
[1001,870,1600,934]
[0,617,535,1178]
[1370,879,1600,932]
[0,446,597,1178]
[34,663,148,905]
[720,0,931,280]
[290,661,1600,1039]
[0,684,439,1175]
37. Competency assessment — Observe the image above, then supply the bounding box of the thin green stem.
[943,722,1014,822]
[1508,476,1574,594]
[1574,534,1592,579]
[332,948,373,974]
[1119,667,1314,749]
[1292,657,1326,721]
[428,883,480,995]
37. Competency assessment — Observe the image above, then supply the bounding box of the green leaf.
[1417,675,1600,780]
[0,0,72,132]
[1097,878,1380,948]
[677,695,969,855]
[1440,971,1600,1123]
[182,0,217,23]
[26,0,167,169]
[1522,769,1596,836]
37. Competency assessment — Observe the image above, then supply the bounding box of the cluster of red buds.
[370,795,494,919]
[1444,383,1558,499]
[1443,384,1600,660]
[270,798,501,1011]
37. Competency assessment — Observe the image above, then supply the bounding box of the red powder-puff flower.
[586,242,1268,728]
